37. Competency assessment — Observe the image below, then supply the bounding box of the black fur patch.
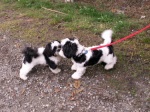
[43,54,57,70]
[43,42,58,69]
[55,40,60,43]
[108,45,114,54]
[69,38,75,41]
[62,41,77,58]
[23,47,39,63]
[84,50,103,66]
[73,54,86,63]
[43,43,57,57]
[101,62,106,66]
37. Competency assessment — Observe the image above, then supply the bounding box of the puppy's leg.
[44,54,61,74]
[48,61,61,74]
[71,59,77,70]
[49,68,61,74]
[20,63,34,80]
[72,67,86,79]
[104,55,117,70]
[71,64,77,70]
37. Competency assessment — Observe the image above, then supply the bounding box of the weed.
[65,17,93,31]
[130,88,137,96]
[17,0,53,9]
[140,37,150,44]
[113,21,130,32]
[79,5,125,23]
[2,0,17,3]
[0,20,21,31]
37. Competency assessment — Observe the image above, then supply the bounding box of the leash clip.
[77,49,88,57]
[82,50,88,54]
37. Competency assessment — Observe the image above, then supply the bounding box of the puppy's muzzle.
[57,45,61,52]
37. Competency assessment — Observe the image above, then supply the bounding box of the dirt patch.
[77,0,150,19]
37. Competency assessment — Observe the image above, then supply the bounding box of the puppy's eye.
[58,45,61,48]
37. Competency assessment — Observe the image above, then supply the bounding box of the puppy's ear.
[63,41,77,58]
[44,43,56,57]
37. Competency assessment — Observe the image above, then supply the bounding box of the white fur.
[20,41,61,80]
[20,48,47,80]
[101,29,113,45]
[59,50,66,58]
[38,47,45,54]
[49,56,61,64]
[49,68,61,74]
[59,30,117,79]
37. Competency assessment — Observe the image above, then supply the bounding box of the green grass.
[140,37,150,44]
[1,0,133,34]
[1,0,149,44]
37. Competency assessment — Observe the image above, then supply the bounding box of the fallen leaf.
[70,88,84,97]
[69,96,75,101]
[75,88,84,94]
[14,43,21,48]
[20,88,25,95]
[54,87,60,93]
[71,90,76,97]
[73,80,81,89]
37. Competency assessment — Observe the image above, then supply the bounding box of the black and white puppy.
[19,41,61,80]
[59,30,117,79]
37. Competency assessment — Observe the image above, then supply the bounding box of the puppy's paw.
[50,68,61,74]
[71,65,77,70]
[104,64,114,70]
[20,74,28,80]
[71,73,81,79]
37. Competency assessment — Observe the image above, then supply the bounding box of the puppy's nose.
[57,45,61,52]
[57,48,61,52]
[58,45,61,48]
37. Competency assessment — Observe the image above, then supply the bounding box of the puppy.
[59,30,117,79]
[20,41,61,80]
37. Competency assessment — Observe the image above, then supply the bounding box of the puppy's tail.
[101,29,113,45]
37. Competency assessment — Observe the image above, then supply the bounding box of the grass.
[0,0,149,43]
[1,0,135,35]
[140,37,150,44]
[0,20,22,31]
[0,0,149,45]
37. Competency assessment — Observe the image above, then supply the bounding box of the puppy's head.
[59,38,79,58]
[44,40,61,57]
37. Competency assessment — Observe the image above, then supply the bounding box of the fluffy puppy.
[20,41,61,80]
[59,30,117,79]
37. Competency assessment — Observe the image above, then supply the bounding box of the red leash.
[91,24,150,50]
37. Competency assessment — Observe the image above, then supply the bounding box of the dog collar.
[77,49,88,56]
[82,49,88,54]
